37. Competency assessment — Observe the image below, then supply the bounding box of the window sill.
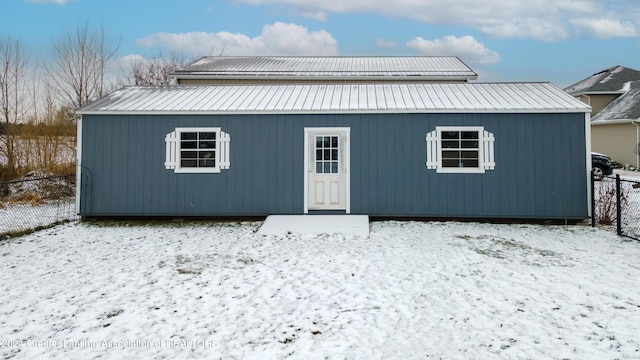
[436,167,486,174]
[174,168,222,174]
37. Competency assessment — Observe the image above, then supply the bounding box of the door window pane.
[315,135,339,174]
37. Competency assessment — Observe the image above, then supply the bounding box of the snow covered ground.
[1,220,640,359]
[599,170,640,239]
[615,169,640,181]
[0,200,77,236]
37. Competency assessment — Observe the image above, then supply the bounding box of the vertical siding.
[592,123,639,168]
[80,112,588,218]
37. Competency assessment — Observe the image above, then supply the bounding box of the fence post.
[591,170,595,227]
[616,174,622,236]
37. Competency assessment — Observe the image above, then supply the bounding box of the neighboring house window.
[426,126,495,173]
[164,127,230,173]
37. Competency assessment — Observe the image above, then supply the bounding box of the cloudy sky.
[4,0,640,87]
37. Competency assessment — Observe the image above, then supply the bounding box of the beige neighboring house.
[172,56,478,85]
[565,66,640,169]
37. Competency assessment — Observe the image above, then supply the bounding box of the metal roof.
[78,83,591,115]
[173,56,477,80]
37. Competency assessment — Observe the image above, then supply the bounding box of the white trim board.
[585,112,593,218]
[75,116,82,215]
[304,127,351,214]
[77,108,591,116]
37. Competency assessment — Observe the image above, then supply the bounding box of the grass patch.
[177,268,202,275]
[175,255,204,275]
[83,218,260,229]
[457,234,570,266]
[237,257,256,265]
[0,219,73,241]
[2,190,44,206]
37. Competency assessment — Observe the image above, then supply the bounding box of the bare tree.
[0,36,30,179]
[209,42,227,57]
[49,22,119,109]
[130,51,189,86]
[21,79,76,175]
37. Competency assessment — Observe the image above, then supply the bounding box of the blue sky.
[3,0,640,88]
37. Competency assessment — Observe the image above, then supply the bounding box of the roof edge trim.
[591,119,637,125]
[78,108,591,116]
[173,74,478,81]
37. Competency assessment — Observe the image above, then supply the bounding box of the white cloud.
[474,17,570,42]
[233,0,640,41]
[375,38,396,48]
[102,54,147,87]
[406,35,500,65]
[136,22,338,56]
[294,9,328,22]
[260,22,338,55]
[570,17,638,38]
[113,54,147,70]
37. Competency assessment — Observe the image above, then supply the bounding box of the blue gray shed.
[76,82,592,219]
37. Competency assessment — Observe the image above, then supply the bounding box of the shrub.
[5,190,44,206]
[595,180,628,225]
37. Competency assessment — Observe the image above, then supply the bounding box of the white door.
[305,128,350,212]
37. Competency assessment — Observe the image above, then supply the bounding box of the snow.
[0,200,77,235]
[565,66,636,95]
[612,170,640,239]
[616,169,640,181]
[1,220,640,359]
[565,72,604,95]
[600,66,625,85]
[593,88,640,121]
[258,215,370,237]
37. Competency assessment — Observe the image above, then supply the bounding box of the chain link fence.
[0,174,78,238]
[592,173,640,240]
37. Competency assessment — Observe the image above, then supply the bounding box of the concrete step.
[257,215,369,237]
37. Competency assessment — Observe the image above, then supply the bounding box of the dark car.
[591,152,614,180]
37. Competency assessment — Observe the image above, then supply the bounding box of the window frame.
[427,126,494,174]
[166,127,230,174]
[314,134,341,175]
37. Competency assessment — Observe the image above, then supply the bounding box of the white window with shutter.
[165,127,230,173]
[426,126,494,173]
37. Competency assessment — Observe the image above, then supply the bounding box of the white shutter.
[425,130,439,169]
[482,130,495,170]
[164,130,178,169]
[219,130,231,169]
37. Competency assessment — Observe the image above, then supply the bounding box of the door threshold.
[308,210,348,215]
